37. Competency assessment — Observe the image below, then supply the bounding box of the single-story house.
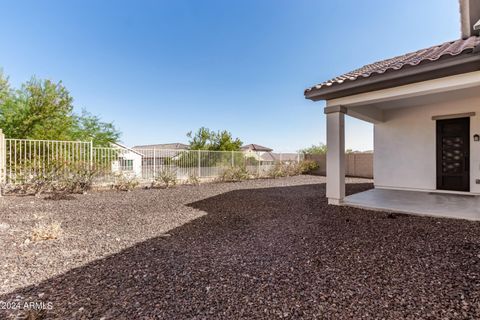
[305,0,480,220]
[241,144,273,153]
[110,143,143,177]
[241,144,301,164]
[133,143,189,151]
[132,143,189,166]
[241,144,274,164]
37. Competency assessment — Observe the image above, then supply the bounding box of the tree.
[187,127,242,151]
[2,77,75,140]
[0,70,11,107]
[72,110,121,146]
[299,143,327,155]
[0,72,120,146]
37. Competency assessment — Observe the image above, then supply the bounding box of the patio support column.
[325,106,346,205]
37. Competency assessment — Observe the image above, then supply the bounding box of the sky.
[0,0,460,151]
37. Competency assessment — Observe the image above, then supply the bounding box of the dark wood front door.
[436,117,470,192]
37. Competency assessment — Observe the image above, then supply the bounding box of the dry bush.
[112,172,139,191]
[268,163,288,178]
[63,163,98,194]
[267,162,304,178]
[187,173,200,186]
[219,166,250,182]
[4,161,97,198]
[31,222,63,241]
[6,162,64,196]
[285,162,302,176]
[151,167,178,189]
[299,159,319,174]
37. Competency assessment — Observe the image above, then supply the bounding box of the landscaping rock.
[0,176,478,319]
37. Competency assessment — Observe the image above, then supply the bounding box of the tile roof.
[132,143,189,150]
[241,144,273,152]
[305,36,480,94]
[110,142,145,156]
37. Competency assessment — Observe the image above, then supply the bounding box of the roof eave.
[305,53,480,101]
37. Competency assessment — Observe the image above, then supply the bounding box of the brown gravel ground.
[0,175,480,319]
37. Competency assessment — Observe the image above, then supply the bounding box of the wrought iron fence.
[4,138,92,185]
[0,134,304,187]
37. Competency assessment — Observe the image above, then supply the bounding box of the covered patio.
[345,188,480,221]
[305,19,480,220]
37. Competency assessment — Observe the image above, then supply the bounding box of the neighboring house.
[132,143,189,166]
[241,144,273,153]
[110,143,143,177]
[241,144,274,164]
[241,144,301,164]
[304,0,480,219]
[132,143,189,151]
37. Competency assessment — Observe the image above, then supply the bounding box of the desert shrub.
[299,160,319,174]
[267,162,304,178]
[219,166,250,182]
[268,163,288,178]
[4,162,65,196]
[187,173,200,186]
[287,162,303,176]
[151,167,178,189]
[31,221,63,241]
[4,161,97,197]
[112,173,139,191]
[46,162,97,197]
[63,163,98,194]
[249,171,261,180]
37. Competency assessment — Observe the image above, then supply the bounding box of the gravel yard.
[1,175,480,319]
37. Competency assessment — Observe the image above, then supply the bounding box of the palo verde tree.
[299,143,327,155]
[187,127,242,151]
[0,70,120,146]
[178,127,244,168]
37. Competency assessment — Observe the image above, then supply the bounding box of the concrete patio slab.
[344,188,480,221]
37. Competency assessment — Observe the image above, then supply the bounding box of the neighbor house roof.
[241,144,273,152]
[132,143,189,150]
[305,36,480,100]
[111,142,145,156]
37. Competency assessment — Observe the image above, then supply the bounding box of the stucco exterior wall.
[112,151,143,177]
[305,153,373,178]
[374,95,480,194]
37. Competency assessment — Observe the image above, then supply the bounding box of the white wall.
[112,151,143,177]
[129,152,143,177]
[374,95,480,194]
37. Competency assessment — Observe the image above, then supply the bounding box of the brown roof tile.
[133,143,189,150]
[305,36,480,94]
[241,144,273,152]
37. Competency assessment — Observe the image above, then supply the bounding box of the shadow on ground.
[2,182,480,319]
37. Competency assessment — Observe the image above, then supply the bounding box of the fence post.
[153,148,156,180]
[89,140,93,171]
[197,149,201,177]
[257,152,260,175]
[231,151,234,167]
[0,129,5,196]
